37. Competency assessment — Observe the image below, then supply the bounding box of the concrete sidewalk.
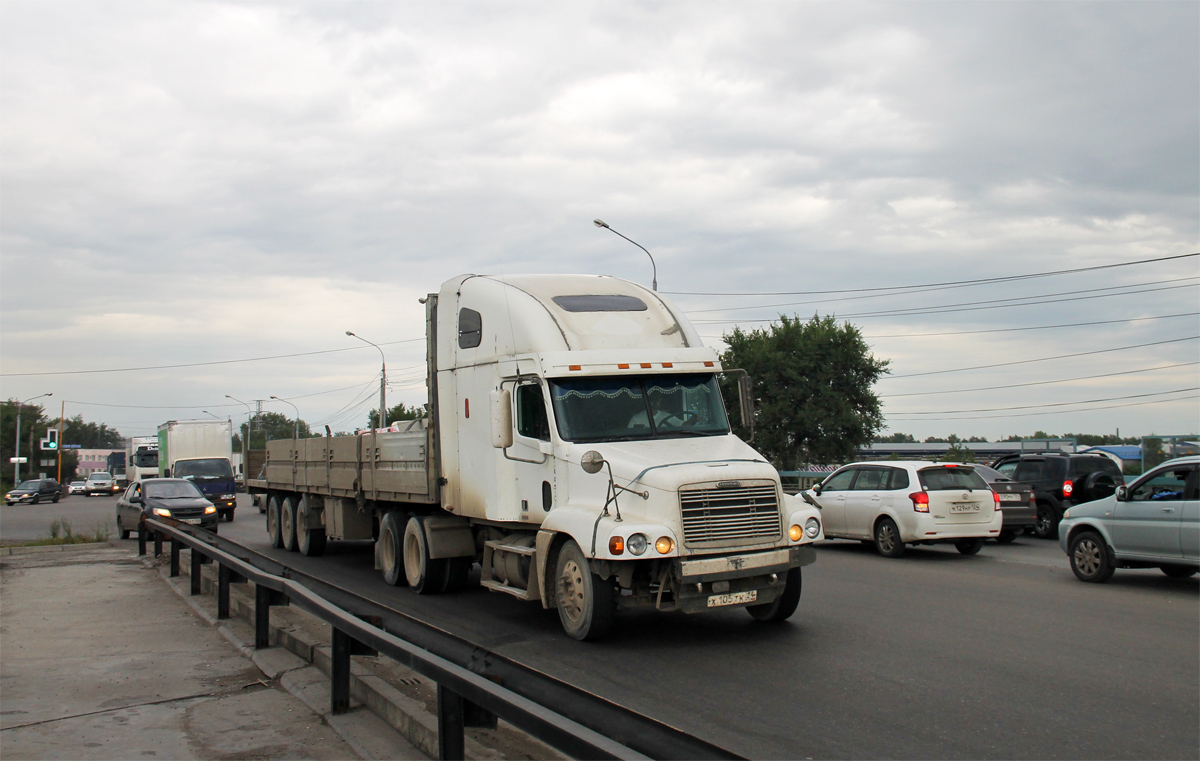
[0,543,428,761]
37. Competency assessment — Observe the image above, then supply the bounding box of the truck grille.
[679,482,782,546]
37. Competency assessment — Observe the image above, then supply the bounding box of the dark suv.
[991,453,1123,539]
[5,478,62,505]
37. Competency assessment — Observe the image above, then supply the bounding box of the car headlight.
[152,508,171,517]
[1062,508,1071,520]
[204,506,217,514]
[627,533,648,556]
[805,517,821,538]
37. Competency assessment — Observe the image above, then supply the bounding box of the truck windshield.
[549,374,730,443]
[133,450,159,468]
[173,459,233,480]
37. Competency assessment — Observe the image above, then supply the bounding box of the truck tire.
[747,566,802,622]
[266,495,283,549]
[554,540,616,641]
[403,516,448,595]
[296,497,326,557]
[379,512,407,586]
[281,496,299,552]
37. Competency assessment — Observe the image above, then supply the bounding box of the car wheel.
[118,516,130,540]
[30,496,39,505]
[554,540,617,641]
[52,494,60,503]
[747,567,802,622]
[955,538,983,555]
[996,530,1017,544]
[1069,531,1114,583]
[1033,502,1059,539]
[1160,564,1198,578]
[378,512,407,586]
[874,517,905,558]
[403,516,448,594]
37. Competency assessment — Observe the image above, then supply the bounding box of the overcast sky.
[2,1,1197,446]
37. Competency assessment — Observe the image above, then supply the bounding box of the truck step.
[484,540,537,556]
[480,580,537,600]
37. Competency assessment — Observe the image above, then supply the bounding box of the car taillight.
[992,490,1001,507]
[1062,479,1073,497]
[909,491,930,512]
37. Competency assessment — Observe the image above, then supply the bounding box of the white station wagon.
[803,461,1003,557]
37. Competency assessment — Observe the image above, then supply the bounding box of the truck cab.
[169,457,237,522]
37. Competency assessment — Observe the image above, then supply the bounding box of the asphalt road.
[6,494,1198,759]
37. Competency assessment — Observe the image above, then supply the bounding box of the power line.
[886,393,1199,422]
[879,361,1200,397]
[886,387,1197,415]
[862,312,1199,339]
[665,251,1198,296]
[881,335,1199,379]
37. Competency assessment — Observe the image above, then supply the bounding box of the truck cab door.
[509,381,556,520]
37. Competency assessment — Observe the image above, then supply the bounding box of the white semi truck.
[158,419,238,521]
[126,436,160,484]
[252,274,824,640]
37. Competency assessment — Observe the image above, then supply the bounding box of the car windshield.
[918,467,990,491]
[87,474,110,481]
[17,480,39,489]
[144,481,203,499]
[549,374,730,443]
[71,482,85,486]
[173,459,233,480]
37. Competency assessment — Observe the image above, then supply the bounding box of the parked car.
[68,481,87,495]
[115,478,218,539]
[1059,456,1199,583]
[802,461,1002,557]
[5,478,61,505]
[991,452,1123,539]
[84,472,118,496]
[971,464,1035,543]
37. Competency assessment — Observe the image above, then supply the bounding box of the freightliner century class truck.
[251,274,824,640]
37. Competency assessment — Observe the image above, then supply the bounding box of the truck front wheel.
[554,541,616,641]
[403,516,448,595]
[746,567,802,623]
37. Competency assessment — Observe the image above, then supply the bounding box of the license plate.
[183,518,202,524]
[707,590,757,608]
[998,493,1022,502]
[950,503,979,513]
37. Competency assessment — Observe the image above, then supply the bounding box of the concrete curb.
[148,547,558,761]
[1,540,119,556]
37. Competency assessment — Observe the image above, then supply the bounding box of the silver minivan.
[1059,456,1199,582]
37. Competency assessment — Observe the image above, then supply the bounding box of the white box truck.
[158,419,237,521]
[250,274,824,640]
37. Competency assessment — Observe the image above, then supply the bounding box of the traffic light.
[41,428,58,451]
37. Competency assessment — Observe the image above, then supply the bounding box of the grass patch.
[15,518,113,547]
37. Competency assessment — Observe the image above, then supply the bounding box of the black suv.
[5,478,62,505]
[991,453,1123,539]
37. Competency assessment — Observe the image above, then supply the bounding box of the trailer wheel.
[379,512,407,586]
[266,495,283,549]
[296,497,326,557]
[403,516,448,595]
[281,496,299,552]
[554,540,616,641]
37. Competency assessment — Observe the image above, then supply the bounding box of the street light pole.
[225,394,253,480]
[13,393,51,485]
[346,331,387,430]
[201,410,222,420]
[593,218,657,291]
[270,396,300,439]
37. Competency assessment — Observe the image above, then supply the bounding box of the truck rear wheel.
[403,516,448,594]
[747,567,802,622]
[379,512,407,586]
[281,496,299,552]
[296,497,326,557]
[554,540,616,641]
[266,495,283,549]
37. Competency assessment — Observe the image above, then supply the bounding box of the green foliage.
[720,315,889,468]
[235,411,313,448]
[30,518,111,546]
[2,403,107,490]
[941,443,977,463]
[53,415,124,449]
[876,432,916,443]
[367,402,425,430]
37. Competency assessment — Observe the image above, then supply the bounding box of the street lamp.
[270,396,300,439]
[201,410,222,420]
[12,393,52,485]
[346,331,387,430]
[593,218,657,291]
[226,394,253,477]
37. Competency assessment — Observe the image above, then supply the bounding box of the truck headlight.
[805,517,821,538]
[627,533,648,556]
[219,493,235,501]
[655,536,674,554]
[789,524,803,541]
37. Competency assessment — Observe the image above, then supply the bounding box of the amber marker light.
[789,524,803,542]
[609,536,624,554]
[655,536,674,554]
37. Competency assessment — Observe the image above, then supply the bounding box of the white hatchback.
[803,461,1003,557]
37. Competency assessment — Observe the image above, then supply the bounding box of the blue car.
[1059,456,1199,582]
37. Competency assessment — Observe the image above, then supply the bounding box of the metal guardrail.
[138,519,744,761]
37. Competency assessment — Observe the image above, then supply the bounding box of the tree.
[52,414,123,449]
[235,411,313,449]
[367,402,425,430]
[941,443,977,463]
[721,315,889,468]
[2,399,52,491]
[875,432,916,443]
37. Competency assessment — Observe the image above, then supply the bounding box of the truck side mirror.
[163,468,171,478]
[738,374,754,427]
[490,389,513,449]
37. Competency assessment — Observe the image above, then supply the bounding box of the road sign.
[9,457,28,464]
[61,444,82,449]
